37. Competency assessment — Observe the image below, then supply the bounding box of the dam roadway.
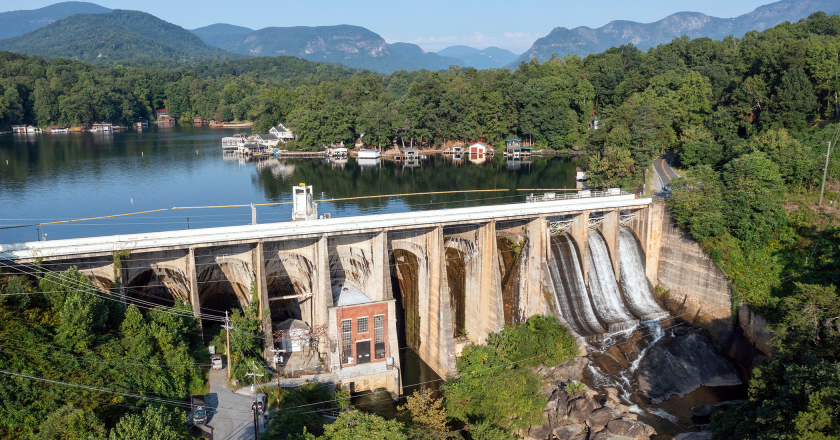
[0,191,692,396]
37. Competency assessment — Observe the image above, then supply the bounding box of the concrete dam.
[0,190,733,394]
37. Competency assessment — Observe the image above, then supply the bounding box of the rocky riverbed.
[521,321,747,440]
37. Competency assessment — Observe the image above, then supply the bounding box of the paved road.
[653,153,680,186]
[196,368,268,440]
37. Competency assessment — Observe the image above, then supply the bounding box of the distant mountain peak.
[509,0,839,68]
[0,1,111,39]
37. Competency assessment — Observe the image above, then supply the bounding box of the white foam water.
[549,235,606,336]
[588,231,639,332]
[618,228,669,321]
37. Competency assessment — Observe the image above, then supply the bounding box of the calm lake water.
[0,125,582,244]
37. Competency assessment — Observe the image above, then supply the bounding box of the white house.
[254,133,281,147]
[269,124,294,143]
[468,142,488,154]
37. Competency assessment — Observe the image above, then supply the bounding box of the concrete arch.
[126,264,191,302]
[265,252,315,323]
[197,258,254,310]
[329,246,373,291]
[389,247,423,351]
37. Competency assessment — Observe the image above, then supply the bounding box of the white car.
[210,355,223,370]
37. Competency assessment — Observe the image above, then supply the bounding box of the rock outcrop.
[526,381,656,440]
[636,328,741,402]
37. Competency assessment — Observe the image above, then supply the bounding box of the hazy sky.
[1,0,777,53]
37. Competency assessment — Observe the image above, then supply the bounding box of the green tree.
[721,152,788,246]
[318,410,406,440]
[108,406,191,440]
[397,390,449,440]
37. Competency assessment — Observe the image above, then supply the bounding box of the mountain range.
[0,0,837,73]
[509,0,839,67]
[0,9,243,64]
[0,1,110,40]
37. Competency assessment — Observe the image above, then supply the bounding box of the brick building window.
[357,317,369,334]
[374,315,385,359]
[340,319,352,362]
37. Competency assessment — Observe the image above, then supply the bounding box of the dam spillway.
[548,234,606,337]
[588,231,639,333]
[619,228,669,322]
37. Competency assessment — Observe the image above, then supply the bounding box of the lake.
[0,125,582,244]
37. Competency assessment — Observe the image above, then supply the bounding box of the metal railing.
[525,189,628,203]
[549,219,576,234]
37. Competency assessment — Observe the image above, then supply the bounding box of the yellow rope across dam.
[170,189,511,210]
[514,188,580,191]
[0,209,170,230]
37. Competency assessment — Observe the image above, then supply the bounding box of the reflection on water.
[351,349,442,419]
[0,125,581,243]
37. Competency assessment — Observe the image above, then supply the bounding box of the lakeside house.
[11,125,26,133]
[468,142,488,154]
[269,124,295,143]
[254,133,281,147]
[193,116,207,125]
[326,142,348,157]
[154,109,169,120]
[505,138,531,158]
[91,122,113,132]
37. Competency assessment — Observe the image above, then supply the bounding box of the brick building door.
[356,341,371,364]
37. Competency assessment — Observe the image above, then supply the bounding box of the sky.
[0,0,778,53]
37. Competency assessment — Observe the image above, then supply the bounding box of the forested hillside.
[0,10,243,64]
[0,2,110,40]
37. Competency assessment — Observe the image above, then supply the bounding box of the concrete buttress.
[600,209,621,281]
[568,211,591,287]
[476,221,504,341]
[254,241,273,359]
[187,247,203,338]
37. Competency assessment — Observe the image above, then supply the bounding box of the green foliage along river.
[0,125,582,243]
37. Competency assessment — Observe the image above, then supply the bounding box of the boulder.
[591,432,635,440]
[674,432,713,440]
[586,407,618,429]
[525,420,554,440]
[553,423,586,440]
[636,329,741,402]
[606,417,656,438]
[604,401,631,414]
[547,388,571,415]
[567,397,596,424]
[603,387,620,402]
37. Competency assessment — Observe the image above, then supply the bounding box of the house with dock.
[269,124,295,143]
[505,138,531,158]
[11,125,26,133]
[91,122,113,132]
[254,133,281,147]
[468,142,488,154]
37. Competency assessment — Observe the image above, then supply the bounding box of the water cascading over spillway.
[588,232,639,333]
[548,235,606,337]
[619,228,669,321]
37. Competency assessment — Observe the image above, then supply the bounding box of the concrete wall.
[656,208,733,343]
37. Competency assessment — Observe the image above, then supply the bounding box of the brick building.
[331,282,390,367]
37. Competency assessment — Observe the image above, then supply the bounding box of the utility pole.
[225,311,231,381]
[246,361,265,440]
[819,141,832,206]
